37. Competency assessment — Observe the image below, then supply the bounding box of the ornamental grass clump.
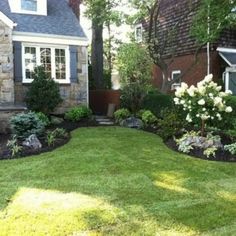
[174,74,232,136]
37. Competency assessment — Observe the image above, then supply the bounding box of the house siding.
[152,51,225,89]
[0,19,14,105]
[14,45,88,113]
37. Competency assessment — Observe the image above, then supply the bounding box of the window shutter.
[14,42,23,82]
[69,45,78,83]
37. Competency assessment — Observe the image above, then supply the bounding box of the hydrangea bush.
[174,74,232,136]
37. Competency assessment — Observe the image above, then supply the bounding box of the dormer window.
[8,0,47,16]
[21,0,37,12]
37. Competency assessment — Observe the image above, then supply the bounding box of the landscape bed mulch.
[165,135,236,162]
[0,119,98,160]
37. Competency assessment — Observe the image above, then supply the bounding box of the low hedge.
[142,91,174,118]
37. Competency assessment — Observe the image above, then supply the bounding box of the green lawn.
[0,127,236,235]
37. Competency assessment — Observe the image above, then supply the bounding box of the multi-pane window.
[55,49,66,80]
[23,45,69,83]
[21,0,37,11]
[24,47,36,80]
[40,48,51,78]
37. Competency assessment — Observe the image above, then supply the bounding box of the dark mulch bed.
[0,118,98,160]
[165,136,236,162]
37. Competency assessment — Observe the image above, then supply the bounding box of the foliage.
[103,69,112,89]
[46,131,56,147]
[35,112,50,127]
[141,110,157,126]
[114,108,130,123]
[65,106,92,122]
[174,74,233,136]
[52,128,68,139]
[6,135,22,158]
[224,143,236,155]
[117,43,152,86]
[46,128,68,147]
[175,131,200,154]
[158,108,187,140]
[203,147,218,158]
[120,82,147,114]
[191,0,236,45]
[10,112,45,139]
[25,66,62,114]
[142,90,174,118]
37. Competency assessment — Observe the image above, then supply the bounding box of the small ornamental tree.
[174,74,233,136]
[26,66,63,115]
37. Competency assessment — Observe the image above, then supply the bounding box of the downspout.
[207,4,210,75]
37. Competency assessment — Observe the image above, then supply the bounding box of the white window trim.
[22,43,71,84]
[8,0,47,16]
[225,67,236,92]
[171,70,181,90]
[135,24,143,43]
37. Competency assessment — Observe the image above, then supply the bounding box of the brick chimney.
[69,0,81,20]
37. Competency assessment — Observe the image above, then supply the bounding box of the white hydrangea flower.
[225,90,233,95]
[204,74,213,83]
[201,114,209,120]
[214,97,222,106]
[225,106,233,113]
[198,99,205,105]
[198,86,206,95]
[216,86,222,91]
[187,85,196,97]
[174,97,180,104]
[186,114,192,122]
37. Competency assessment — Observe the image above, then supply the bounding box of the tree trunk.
[91,21,104,89]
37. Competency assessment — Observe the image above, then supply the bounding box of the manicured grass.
[0,127,236,235]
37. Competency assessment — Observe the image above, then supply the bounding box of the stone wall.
[0,20,14,105]
[14,45,88,114]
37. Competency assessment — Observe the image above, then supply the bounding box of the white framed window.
[171,70,181,90]
[21,0,37,11]
[135,24,143,43]
[22,44,70,84]
[8,0,47,15]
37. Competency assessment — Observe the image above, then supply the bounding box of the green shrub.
[65,106,92,122]
[224,143,236,155]
[25,66,63,114]
[140,110,157,126]
[10,112,45,139]
[121,82,147,114]
[114,108,131,124]
[35,112,50,126]
[53,128,68,139]
[158,109,187,140]
[142,90,174,118]
[46,131,56,147]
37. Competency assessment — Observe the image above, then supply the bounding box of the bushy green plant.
[25,66,63,114]
[46,131,56,147]
[142,90,174,118]
[7,135,22,158]
[120,82,147,114]
[53,128,68,139]
[117,43,152,85]
[158,109,187,140]
[65,106,92,122]
[203,147,217,158]
[10,112,45,139]
[141,110,157,126]
[114,108,131,124]
[174,74,232,136]
[35,112,50,126]
[224,143,236,155]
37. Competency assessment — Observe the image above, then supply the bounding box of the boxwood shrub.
[65,105,92,122]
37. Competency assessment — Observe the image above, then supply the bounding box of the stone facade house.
[0,0,88,113]
[141,0,236,93]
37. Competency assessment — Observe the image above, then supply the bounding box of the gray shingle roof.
[0,0,87,38]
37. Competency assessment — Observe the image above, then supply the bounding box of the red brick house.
[140,0,236,93]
